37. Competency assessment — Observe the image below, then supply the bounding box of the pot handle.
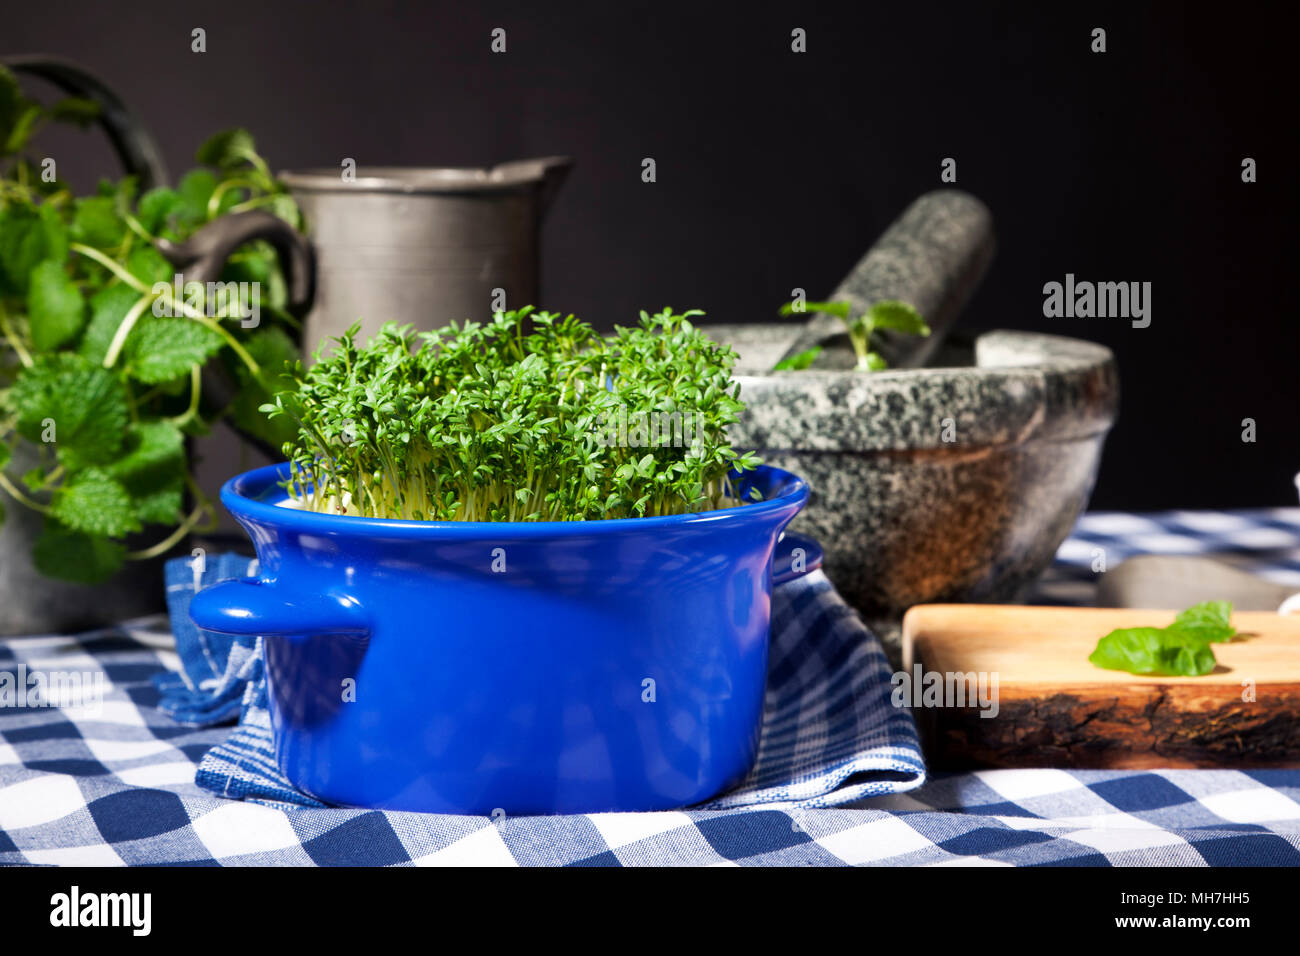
[157,209,318,461]
[772,530,823,586]
[189,577,368,636]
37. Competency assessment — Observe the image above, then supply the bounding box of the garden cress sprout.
[260,307,764,522]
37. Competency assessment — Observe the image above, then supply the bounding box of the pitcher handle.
[3,54,168,189]
[156,209,316,318]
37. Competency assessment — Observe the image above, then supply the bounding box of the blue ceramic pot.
[189,462,817,814]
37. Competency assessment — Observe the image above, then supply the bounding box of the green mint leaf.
[175,169,217,226]
[0,205,68,295]
[27,259,87,351]
[10,353,129,468]
[4,104,43,154]
[778,300,852,319]
[866,300,931,337]
[136,187,182,235]
[70,196,128,248]
[50,468,141,538]
[21,466,45,492]
[130,478,184,526]
[79,284,143,364]
[196,129,257,170]
[773,346,822,371]
[227,325,300,448]
[47,96,100,127]
[0,441,10,471]
[105,421,185,495]
[124,316,224,384]
[127,244,173,285]
[267,193,300,228]
[32,521,126,584]
[863,351,887,371]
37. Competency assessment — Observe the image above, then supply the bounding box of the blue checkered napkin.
[153,553,265,727]
[4,509,1300,865]
[161,556,925,810]
[702,571,924,808]
[864,769,1300,867]
[1030,507,1300,606]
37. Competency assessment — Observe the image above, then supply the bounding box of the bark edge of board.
[903,604,1300,770]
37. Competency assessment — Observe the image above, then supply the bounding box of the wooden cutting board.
[902,605,1300,769]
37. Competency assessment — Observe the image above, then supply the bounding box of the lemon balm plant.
[0,65,302,583]
[263,308,763,522]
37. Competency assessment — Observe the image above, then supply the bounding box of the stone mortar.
[709,324,1118,643]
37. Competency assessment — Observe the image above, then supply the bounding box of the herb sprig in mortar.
[262,308,764,522]
[775,299,930,371]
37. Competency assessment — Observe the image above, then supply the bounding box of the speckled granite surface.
[711,327,1118,619]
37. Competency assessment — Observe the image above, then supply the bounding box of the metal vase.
[0,444,170,636]
[282,158,572,353]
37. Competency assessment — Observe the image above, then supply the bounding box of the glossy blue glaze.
[190,463,814,814]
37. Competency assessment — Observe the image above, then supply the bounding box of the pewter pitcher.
[281,159,572,353]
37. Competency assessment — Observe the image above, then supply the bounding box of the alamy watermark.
[1043,273,1150,328]
[594,406,706,449]
[151,274,261,328]
[0,664,106,715]
[50,886,150,936]
[892,665,999,718]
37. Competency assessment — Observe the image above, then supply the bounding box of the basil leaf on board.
[1171,600,1236,643]
[1088,601,1234,677]
[1089,626,1218,677]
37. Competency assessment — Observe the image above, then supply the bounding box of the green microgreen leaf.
[866,300,931,337]
[777,298,928,373]
[779,300,851,319]
[272,308,762,522]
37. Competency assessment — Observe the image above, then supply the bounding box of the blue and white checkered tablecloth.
[2,509,1298,866]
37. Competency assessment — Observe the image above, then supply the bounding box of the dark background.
[5,0,1297,510]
